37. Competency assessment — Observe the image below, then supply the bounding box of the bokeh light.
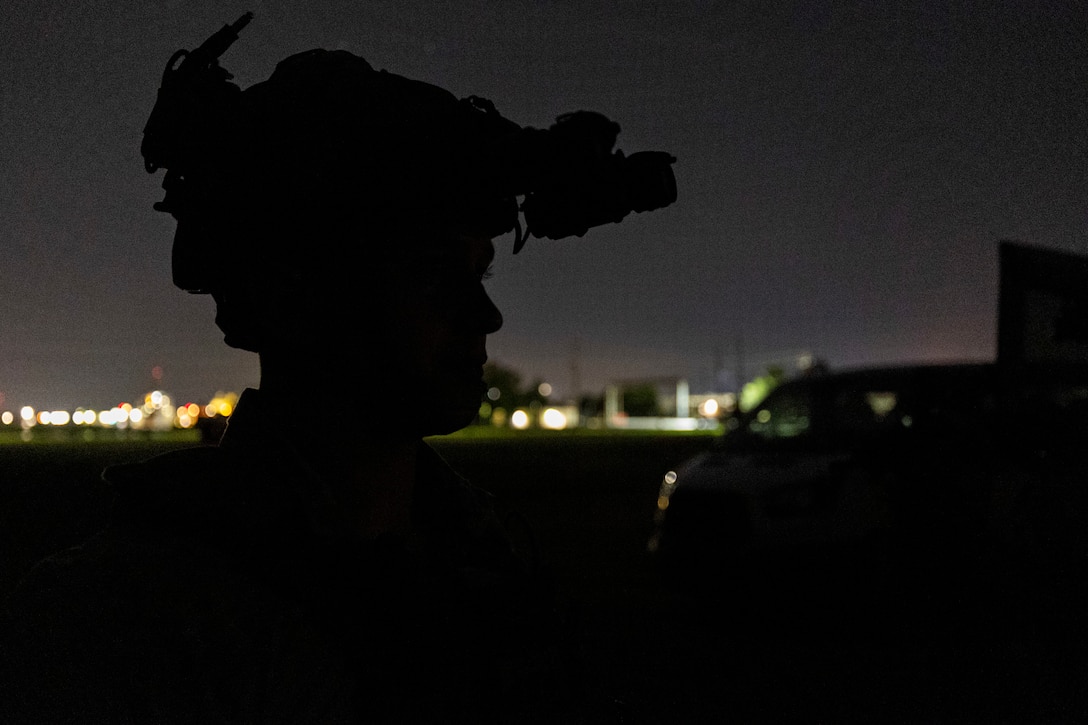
[510,409,530,430]
[541,407,567,430]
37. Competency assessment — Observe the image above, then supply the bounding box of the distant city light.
[1,389,255,433]
[39,410,71,426]
[205,393,236,418]
[510,409,530,430]
[0,377,734,435]
[541,407,567,430]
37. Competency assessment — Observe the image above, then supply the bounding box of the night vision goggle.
[142,13,677,291]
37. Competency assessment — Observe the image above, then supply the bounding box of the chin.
[413,377,484,434]
[419,404,480,437]
[375,406,473,439]
[391,391,477,438]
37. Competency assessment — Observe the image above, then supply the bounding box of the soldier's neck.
[256,360,420,540]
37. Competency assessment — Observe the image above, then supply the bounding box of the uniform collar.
[218,388,472,544]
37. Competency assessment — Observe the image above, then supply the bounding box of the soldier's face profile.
[355,232,503,435]
[261,225,501,437]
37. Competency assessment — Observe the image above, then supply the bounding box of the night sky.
[2,1,1086,411]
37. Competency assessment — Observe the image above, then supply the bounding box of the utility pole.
[569,336,582,402]
[735,333,746,394]
[712,344,722,390]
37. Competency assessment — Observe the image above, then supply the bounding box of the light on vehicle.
[658,471,679,510]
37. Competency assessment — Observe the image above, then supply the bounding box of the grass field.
[0,429,727,719]
[0,427,717,597]
[3,429,1084,722]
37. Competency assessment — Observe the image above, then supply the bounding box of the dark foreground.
[2,433,1085,723]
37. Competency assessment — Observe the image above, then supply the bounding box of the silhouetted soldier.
[1,14,675,724]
